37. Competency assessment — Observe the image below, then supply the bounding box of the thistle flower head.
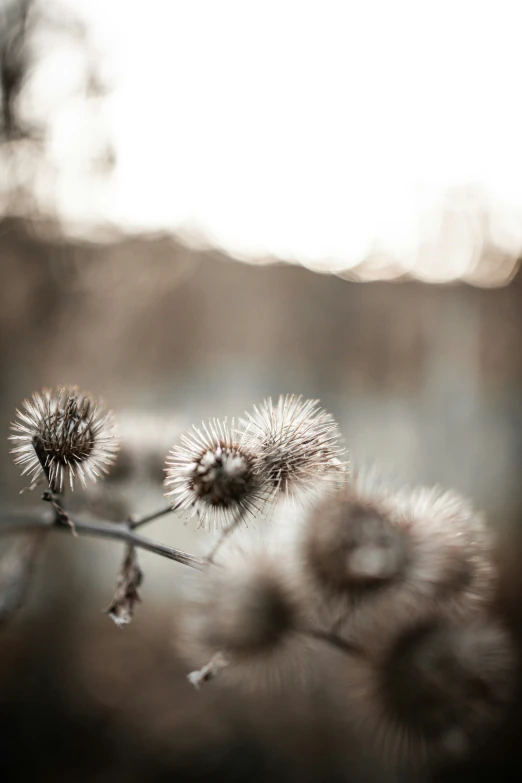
[241,395,346,497]
[164,418,268,531]
[9,386,119,492]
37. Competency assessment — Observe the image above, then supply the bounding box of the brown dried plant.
[0,386,516,776]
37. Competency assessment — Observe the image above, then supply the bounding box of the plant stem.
[32,435,58,494]
[0,508,206,570]
[129,505,173,530]
[206,508,245,563]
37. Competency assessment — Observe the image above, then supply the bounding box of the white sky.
[40,1,522,280]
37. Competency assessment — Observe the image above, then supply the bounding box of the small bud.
[164,418,268,531]
[9,386,119,492]
[241,395,346,498]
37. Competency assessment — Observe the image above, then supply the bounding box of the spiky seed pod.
[303,482,496,621]
[164,418,269,531]
[9,386,119,492]
[338,614,516,770]
[240,395,346,499]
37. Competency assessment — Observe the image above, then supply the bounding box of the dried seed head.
[241,395,345,497]
[337,614,516,771]
[379,617,515,759]
[164,418,267,531]
[9,386,119,492]
[304,490,409,598]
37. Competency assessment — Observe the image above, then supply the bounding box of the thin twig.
[206,508,244,563]
[42,490,77,535]
[0,508,206,570]
[305,629,366,659]
[129,504,173,530]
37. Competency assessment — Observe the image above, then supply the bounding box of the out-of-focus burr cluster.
[8,387,517,775]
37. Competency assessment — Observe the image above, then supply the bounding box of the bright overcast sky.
[44,0,522,278]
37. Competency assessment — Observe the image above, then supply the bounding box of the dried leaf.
[105,544,142,627]
[187,652,229,690]
[0,532,45,627]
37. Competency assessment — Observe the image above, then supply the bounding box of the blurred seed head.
[304,490,409,598]
[196,558,299,657]
[308,479,496,620]
[379,617,515,761]
[391,485,496,615]
[9,386,119,491]
[335,613,516,772]
[164,418,268,531]
[106,410,186,486]
[179,545,316,693]
[104,445,135,485]
[241,395,346,498]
